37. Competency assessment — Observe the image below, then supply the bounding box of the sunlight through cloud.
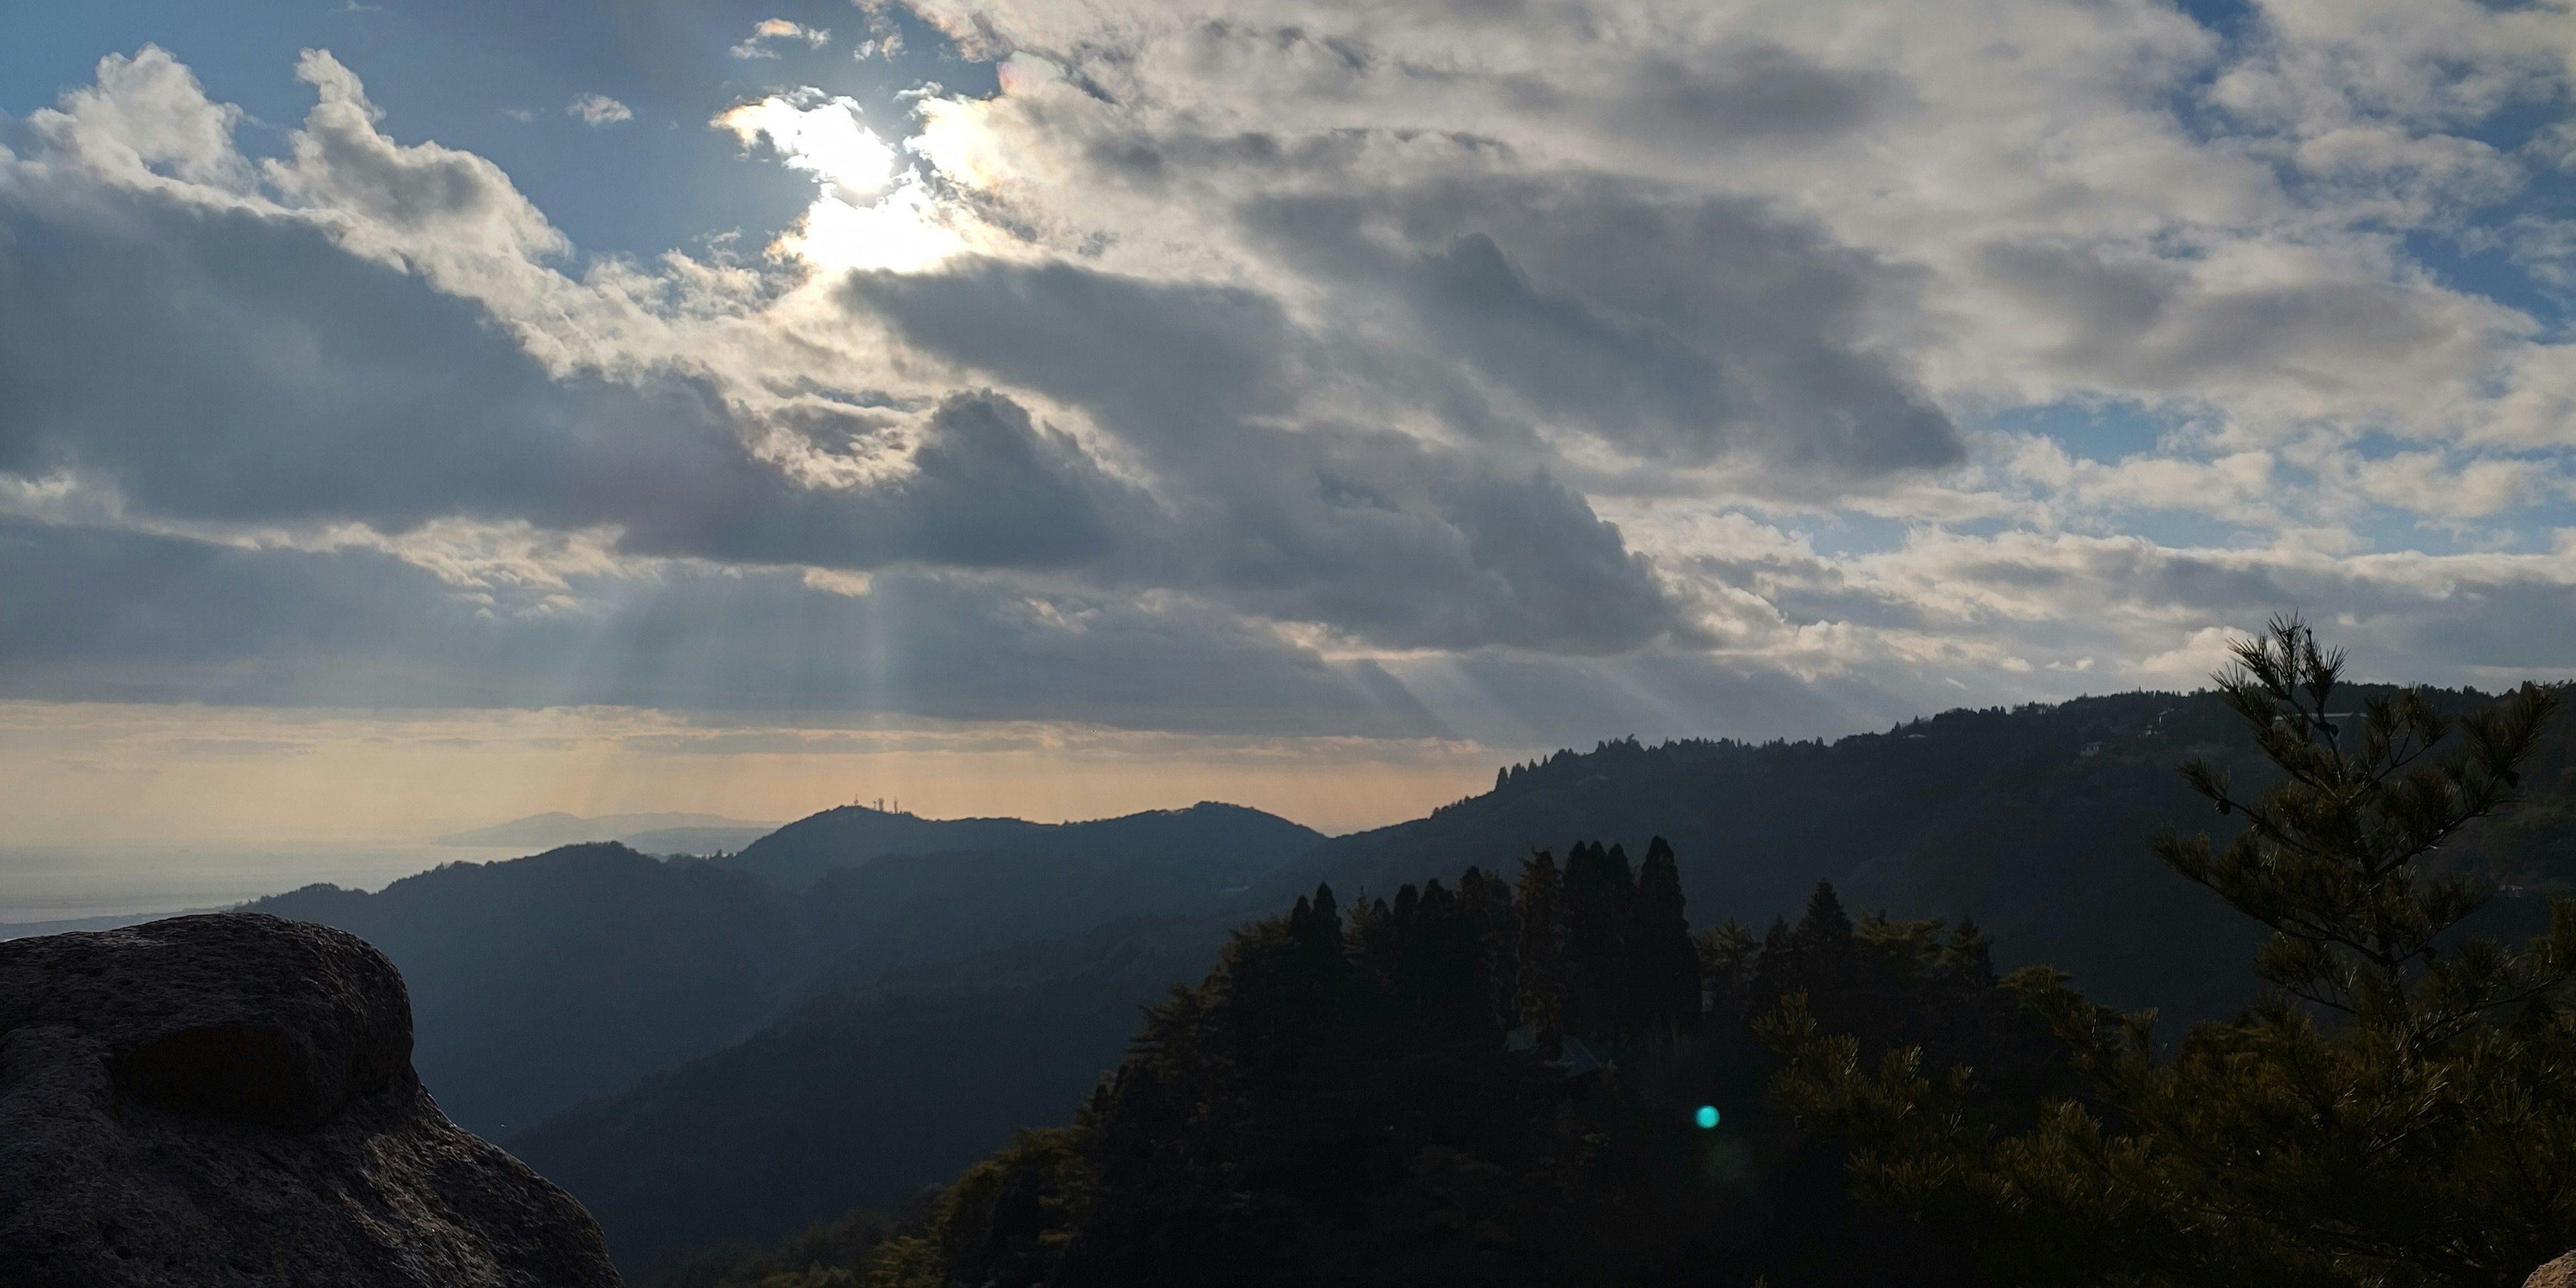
[712,90,961,272]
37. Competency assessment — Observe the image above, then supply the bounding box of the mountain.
[781,850,1224,1005]
[244,802,1322,1136]
[1253,691,2271,1021]
[717,801,1326,890]
[1261,685,2576,1024]
[508,916,1230,1279]
[482,687,2575,1281]
[437,812,777,849]
[250,845,803,1134]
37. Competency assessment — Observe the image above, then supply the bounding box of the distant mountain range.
[435,812,777,851]
[498,686,2576,1277]
[713,800,1325,890]
[248,802,1324,1134]
[203,689,2576,1281]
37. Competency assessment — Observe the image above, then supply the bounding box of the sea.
[0,842,526,938]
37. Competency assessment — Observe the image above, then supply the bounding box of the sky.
[3,0,2575,848]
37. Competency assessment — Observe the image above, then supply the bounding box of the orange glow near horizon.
[0,702,1508,845]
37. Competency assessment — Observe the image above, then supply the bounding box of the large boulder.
[0,912,622,1287]
[2531,1252,2576,1288]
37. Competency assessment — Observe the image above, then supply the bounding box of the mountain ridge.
[718,800,1327,890]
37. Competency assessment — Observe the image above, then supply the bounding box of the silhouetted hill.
[1257,692,2299,1020]
[1257,686,2576,1024]
[437,812,775,849]
[719,801,1325,890]
[783,851,1224,1005]
[246,819,1305,1135]
[509,916,1230,1279]
[250,845,801,1134]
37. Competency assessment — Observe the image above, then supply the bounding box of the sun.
[714,91,964,274]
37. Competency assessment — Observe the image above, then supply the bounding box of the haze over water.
[0,843,523,925]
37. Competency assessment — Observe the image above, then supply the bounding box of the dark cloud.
[1621,43,1902,145]
[847,260,1301,452]
[0,515,1443,736]
[850,257,1695,652]
[0,189,1129,575]
[1244,175,1963,479]
[619,392,1136,572]
[0,191,586,527]
[1978,239,2467,392]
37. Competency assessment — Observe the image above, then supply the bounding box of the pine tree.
[1395,879,1493,1036]
[1457,866,1520,1031]
[1514,851,1567,1053]
[1562,841,1638,1038]
[1697,918,1762,1023]
[1747,916,1793,1011]
[1772,616,2573,1287]
[1348,892,1399,983]
[1631,837,1701,1035]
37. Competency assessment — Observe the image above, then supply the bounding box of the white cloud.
[566,93,631,126]
[730,18,833,59]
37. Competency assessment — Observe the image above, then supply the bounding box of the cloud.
[730,19,833,59]
[5,10,2576,753]
[845,258,1699,651]
[714,91,898,203]
[566,93,632,127]
[0,516,1450,738]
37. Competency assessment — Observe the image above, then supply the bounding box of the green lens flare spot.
[1694,1105,1720,1130]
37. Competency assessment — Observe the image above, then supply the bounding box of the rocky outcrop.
[0,912,622,1287]
[2530,1252,2576,1288]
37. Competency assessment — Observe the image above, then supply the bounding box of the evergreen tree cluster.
[1772,619,2576,1287]
[690,844,2067,1288]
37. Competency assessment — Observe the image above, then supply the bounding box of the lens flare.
[1694,1105,1720,1130]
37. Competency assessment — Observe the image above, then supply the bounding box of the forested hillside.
[1270,686,2576,1022]
[511,916,1230,1280]
[672,851,2072,1288]
[663,657,2576,1288]
[246,802,1315,1133]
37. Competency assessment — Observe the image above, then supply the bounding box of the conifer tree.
[1631,837,1701,1034]
[1514,851,1568,1052]
[1748,916,1794,1010]
[1395,880,1493,1036]
[1772,616,2573,1287]
[1457,866,1520,1030]
[1562,841,1638,1038]
[1697,918,1762,1023]
[1291,883,1347,985]
[1348,892,1399,983]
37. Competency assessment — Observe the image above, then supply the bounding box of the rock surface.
[0,912,623,1287]
[2530,1252,2576,1288]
